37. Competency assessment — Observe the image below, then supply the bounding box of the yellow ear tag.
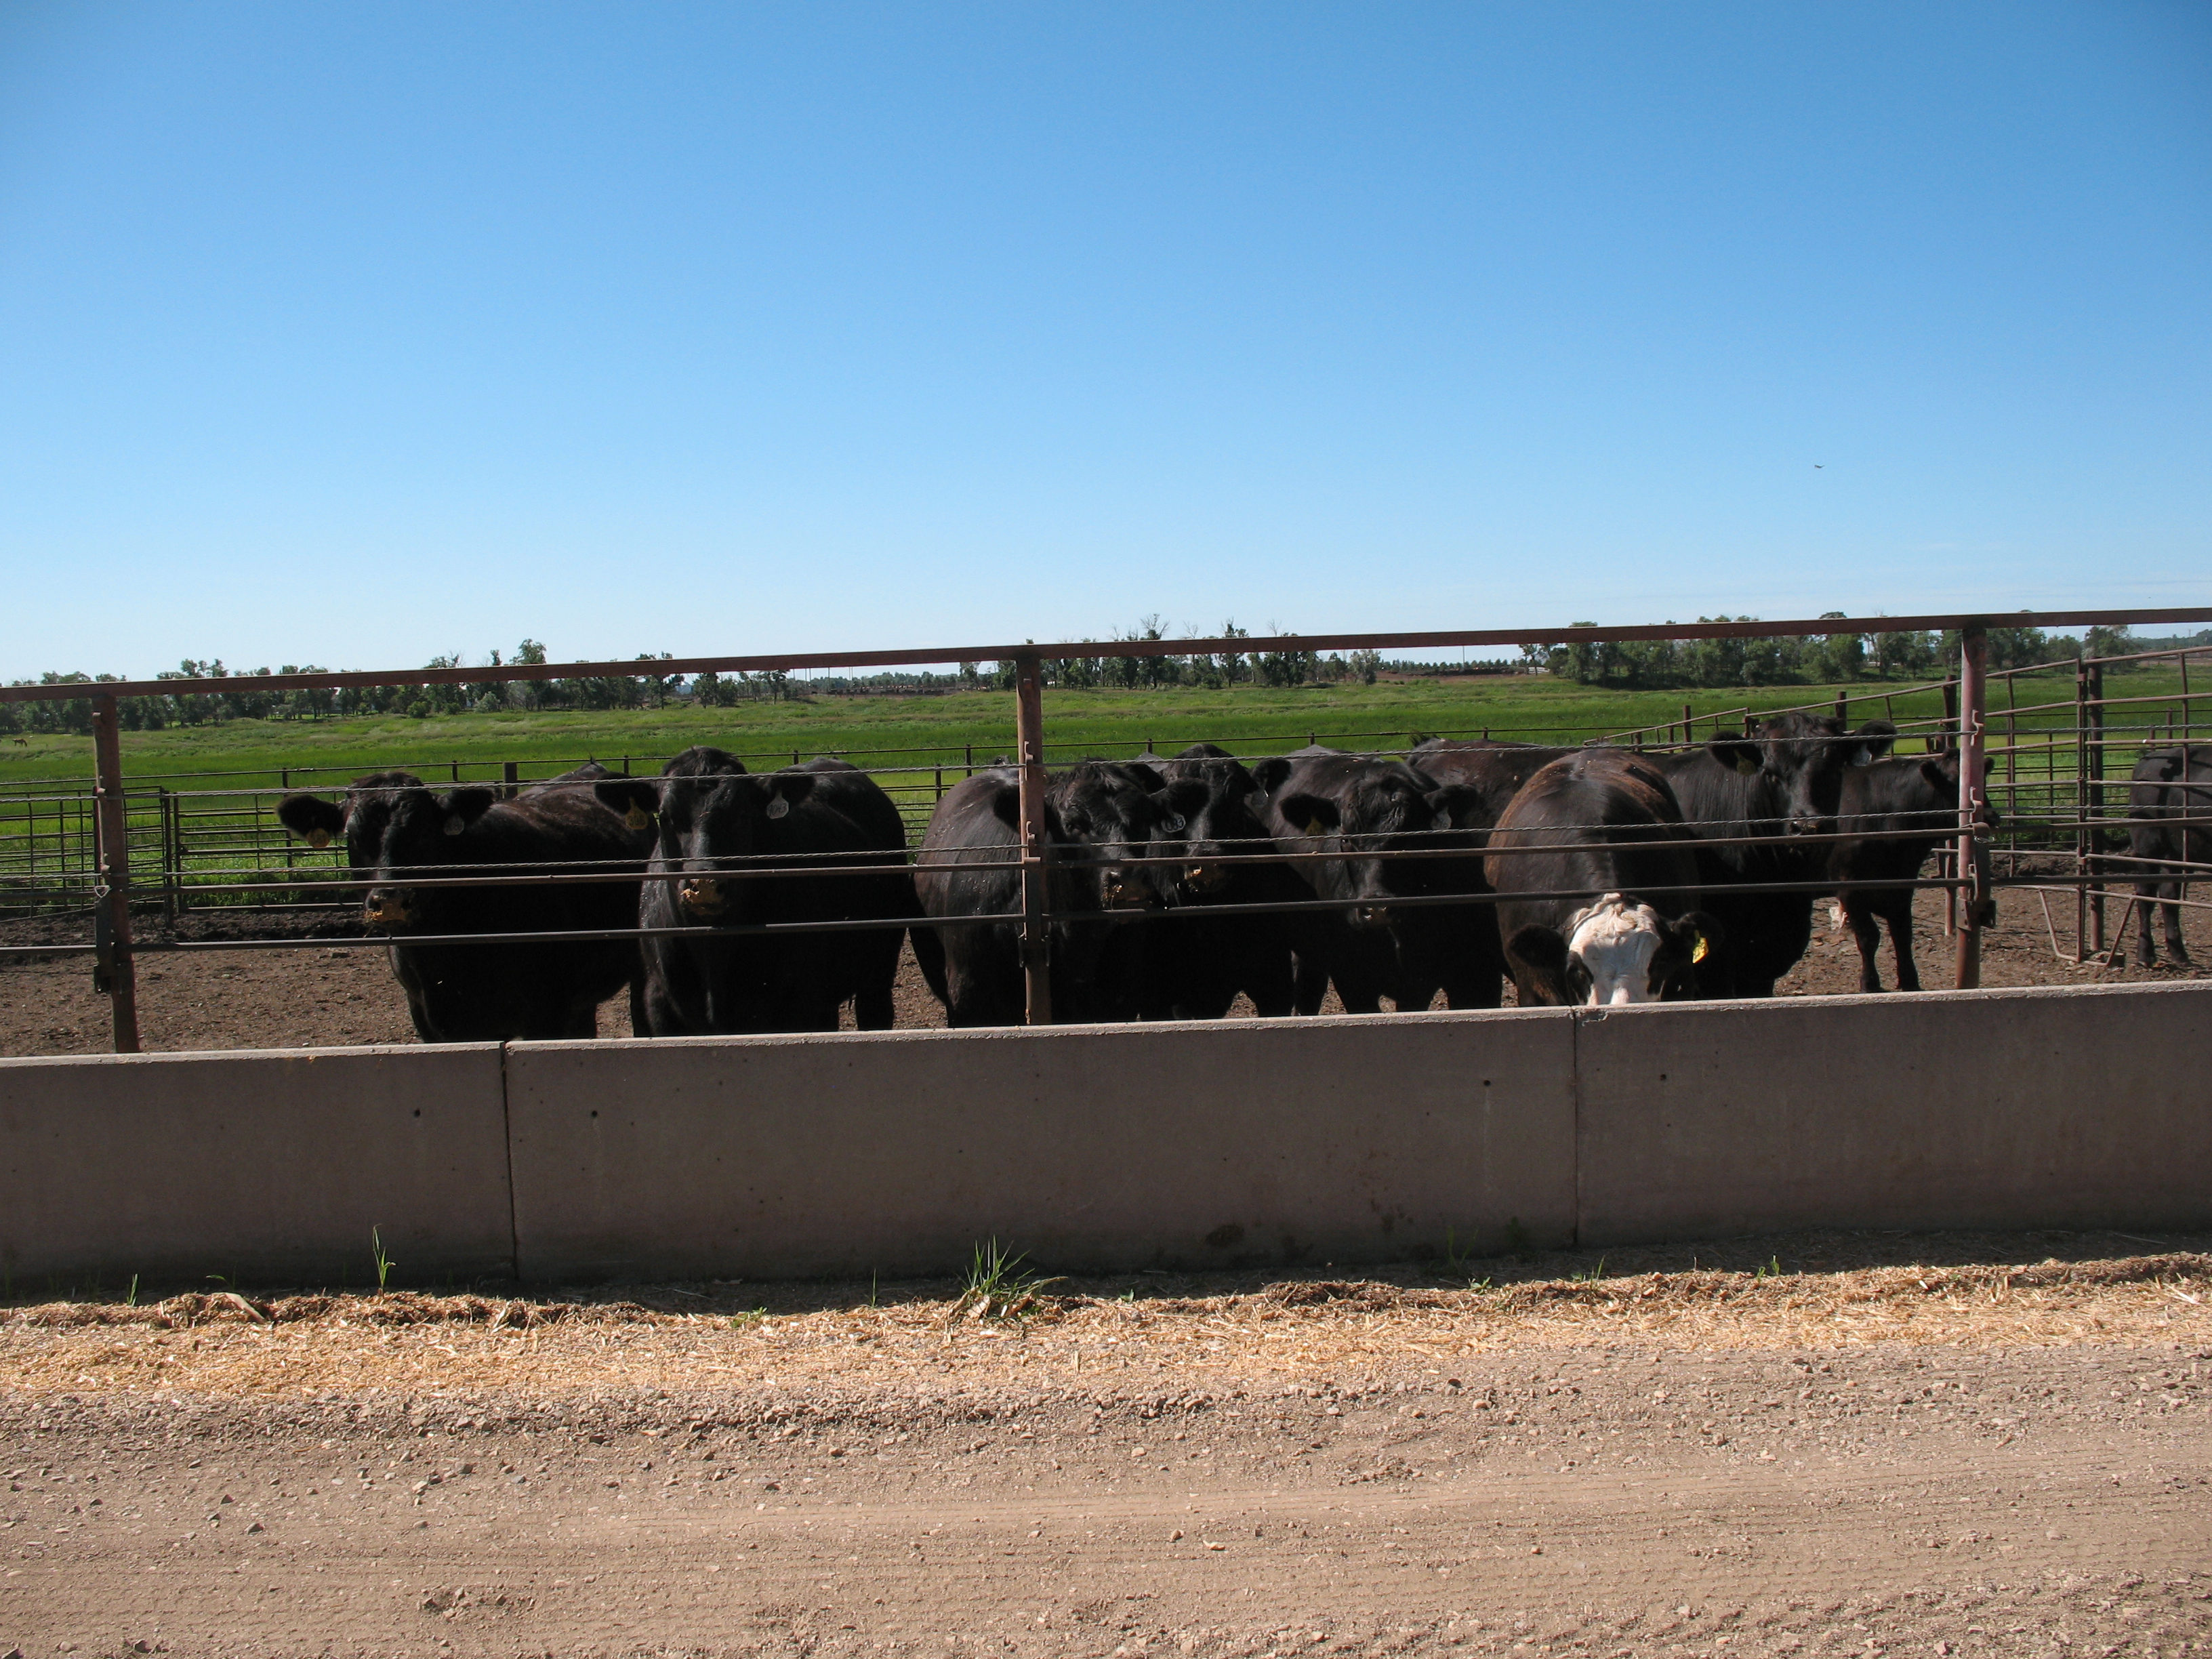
[625,804,652,832]
[1691,935,1711,964]
[1734,757,1758,777]
[1304,817,1325,837]
[306,829,331,851]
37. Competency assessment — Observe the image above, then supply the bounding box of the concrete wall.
[0,1044,512,1288]
[1,982,2205,1287]
[504,1010,1577,1282]
[1576,980,2212,1246]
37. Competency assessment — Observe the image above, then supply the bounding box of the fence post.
[502,760,520,800]
[90,695,140,1053]
[2074,651,2089,962]
[1013,655,1052,1025]
[159,787,178,926]
[1954,628,1990,989]
[2086,656,2106,954]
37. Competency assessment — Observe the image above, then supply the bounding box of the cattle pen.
[3,606,2211,1286]
[1,607,2208,1052]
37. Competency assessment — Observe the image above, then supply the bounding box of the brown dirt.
[1,1238,2207,1656]
[5,873,2200,1056]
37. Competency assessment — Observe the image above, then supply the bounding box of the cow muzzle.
[678,878,728,917]
[1182,862,1229,896]
[1352,903,1392,930]
[363,889,417,929]
[1100,874,1155,912]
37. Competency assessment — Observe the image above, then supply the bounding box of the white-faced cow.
[1485,749,1721,1006]
[276,763,648,1042]
[592,749,913,1033]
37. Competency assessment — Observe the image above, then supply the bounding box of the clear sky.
[2,1,2207,679]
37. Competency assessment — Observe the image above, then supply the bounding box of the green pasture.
[0,672,2015,790]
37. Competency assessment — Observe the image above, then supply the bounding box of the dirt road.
[4,1249,2207,1656]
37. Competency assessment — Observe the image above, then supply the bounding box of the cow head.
[1261,759,1480,928]
[595,746,815,923]
[276,771,501,932]
[1912,752,2002,832]
[1146,753,1270,900]
[1706,716,1896,838]
[1009,760,1200,913]
[1508,894,1723,1006]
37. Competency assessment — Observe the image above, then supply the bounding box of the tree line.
[0,617,2153,737]
[1525,615,2142,690]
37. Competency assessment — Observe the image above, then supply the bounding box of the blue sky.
[2,1,2207,678]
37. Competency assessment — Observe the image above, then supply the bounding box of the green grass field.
[0,672,1991,790]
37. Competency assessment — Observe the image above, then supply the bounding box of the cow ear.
[1980,756,1995,779]
[760,773,818,821]
[1124,760,1166,792]
[1154,779,1210,834]
[1423,783,1486,828]
[1667,910,1724,966]
[276,794,346,848]
[1275,792,1338,837]
[1249,756,1292,798]
[2156,754,2184,781]
[987,781,1025,829]
[1708,739,1760,776]
[595,777,662,832]
[440,787,498,836]
[1852,720,1897,762]
[1507,924,1570,972]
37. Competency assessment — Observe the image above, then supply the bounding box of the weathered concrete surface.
[0,1044,512,1288]
[1575,981,2212,1246]
[506,1010,1578,1281]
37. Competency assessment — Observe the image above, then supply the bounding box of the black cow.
[592,750,913,1033]
[1486,749,1720,1005]
[1407,737,1571,824]
[1828,748,1996,992]
[912,760,1207,1027]
[1127,744,1301,1019]
[276,763,648,1042]
[2121,745,2211,967]
[1248,747,1490,1015]
[1646,715,1896,996]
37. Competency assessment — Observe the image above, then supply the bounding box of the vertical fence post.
[502,760,519,800]
[1013,655,1052,1025]
[90,695,140,1053]
[2074,651,2088,962]
[2086,656,2106,954]
[1954,628,1990,989]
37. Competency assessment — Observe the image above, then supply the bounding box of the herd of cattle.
[270,719,2199,1043]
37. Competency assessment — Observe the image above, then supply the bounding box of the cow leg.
[2162,877,2191,965]
[1883,894,1921,993]
[1330,955,1386,1015]
[1840,896,1885,991]
[2127,880,2160,967]
[854,981,895,1030]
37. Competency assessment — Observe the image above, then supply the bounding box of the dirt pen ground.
[1,1232,2207,1656]
[0,882,2203,1055]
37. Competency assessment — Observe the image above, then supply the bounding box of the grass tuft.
[951,1239,1063,1326]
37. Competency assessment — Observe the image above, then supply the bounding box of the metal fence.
[3,607,2209,1051]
